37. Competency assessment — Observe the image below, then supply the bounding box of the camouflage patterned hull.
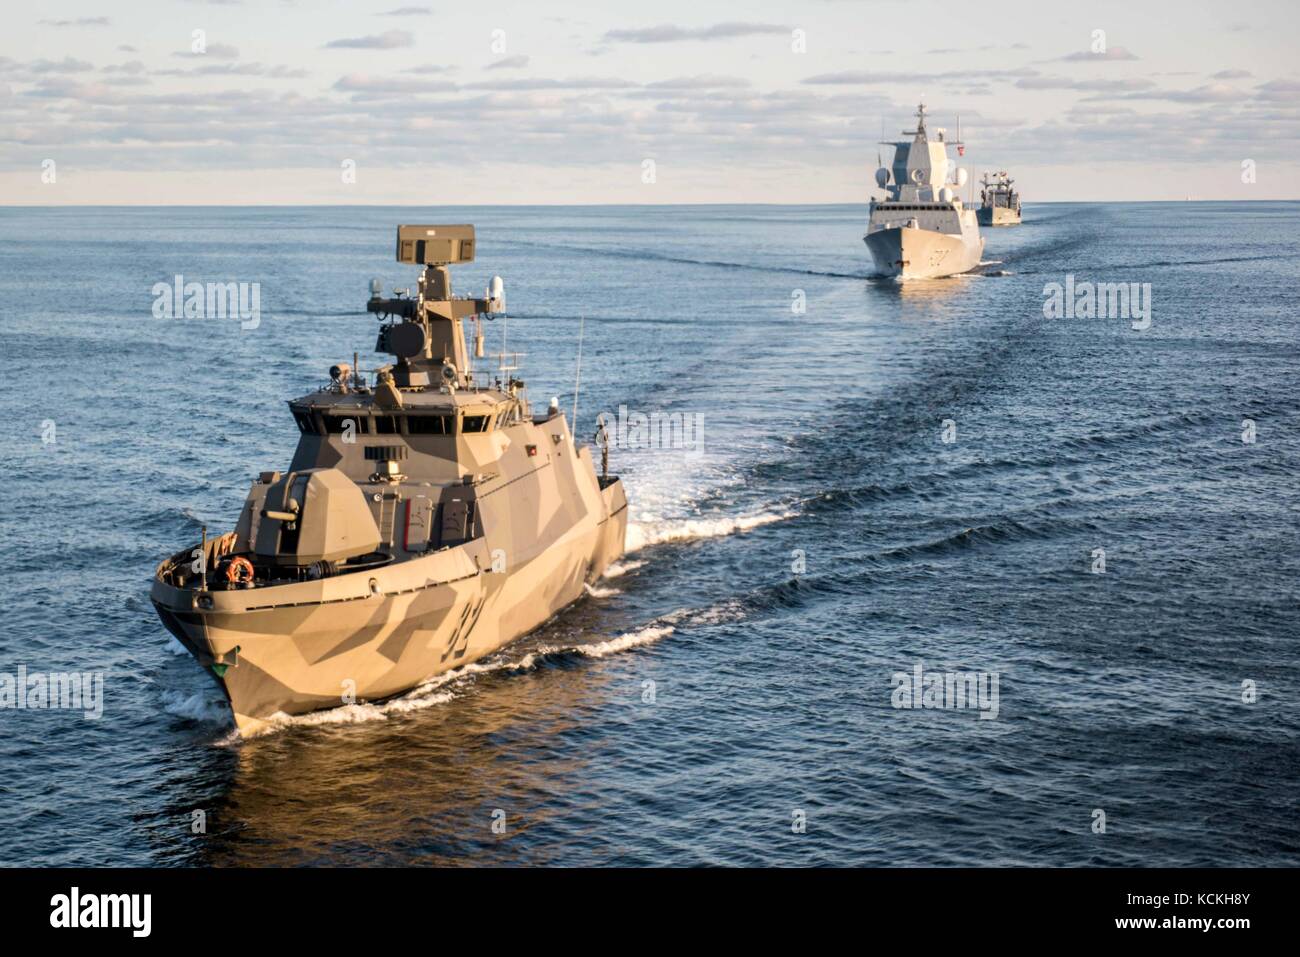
[153,445,627,736]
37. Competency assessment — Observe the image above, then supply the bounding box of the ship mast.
[366,225,504,396]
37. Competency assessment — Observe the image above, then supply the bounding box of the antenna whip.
[571,314,585,433]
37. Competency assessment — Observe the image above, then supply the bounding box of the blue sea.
[0,202,1297,866]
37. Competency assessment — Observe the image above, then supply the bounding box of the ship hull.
[977,206,1021,227]
[153,460,627,736]
[864,223,985,279]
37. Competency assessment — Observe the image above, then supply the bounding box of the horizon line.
[3,199,1297,210]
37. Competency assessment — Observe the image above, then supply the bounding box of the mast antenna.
[571,314,585,432]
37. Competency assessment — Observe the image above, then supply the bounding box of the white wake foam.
[536,624,674,660]
[601,559,645,579]
[161,689,229,723]
[625,509,796,553]
[584,582,621,598]
[255,685,459,734]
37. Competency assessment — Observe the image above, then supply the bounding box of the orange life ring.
[225,556,255,585]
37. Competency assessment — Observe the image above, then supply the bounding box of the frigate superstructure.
[151,225,628,735]
[977,170,1022,226]
[865,103,984,279]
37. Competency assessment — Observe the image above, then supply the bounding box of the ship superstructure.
[864,103,984,279]
[977,170,1022,226]
[151,225,628,734]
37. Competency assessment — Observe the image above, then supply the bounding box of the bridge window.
[292,410,315,433]
[373,415,399,435]
[323,414,367,435]
[462,414,490,433]
[407,414,451,435]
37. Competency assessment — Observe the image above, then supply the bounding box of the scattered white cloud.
[334,74,457,96]
[39,17,111,27]
[1254,79,1300,100]
[1017,75,1156,93]
[5,7,1296,201]
[27,57,96,74]
[103,61,147,75]
[804,68,1037,85]
[174,43,240,60]
[487,55,531,70]
[325,30,414,50]
[604,22,786,44]
[645,75,752,90]
[464,76,637,90]
[1060,47,1139,62]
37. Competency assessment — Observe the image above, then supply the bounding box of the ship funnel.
[875,167,890,188]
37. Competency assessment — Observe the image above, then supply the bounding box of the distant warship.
[977,170,1022,226]
[865,103,984,279]
[152,225,628,735]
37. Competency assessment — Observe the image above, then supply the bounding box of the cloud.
[487,55,531,70]
[1016,75,1156,93]
[1061,47,1139,61]
[381,5,431,14]
[1076,82,1245,103]
[646,75,752,90]
[117,45,138,53]
[23,78,117,99]
[929,42,1031,55]
[156,62,310,78]
[103,61,148,75]
[804,68,1036,85]
[464,76,637,91]
[1254,79,1300,101]
[4,12,1296,200]
[39,17,111,27]
[325,30,414,50]
[174,43,241,60]
[1212,69,1252,80]
[604,22,786,44]
[333,74,457,96]
[27,58,96,74]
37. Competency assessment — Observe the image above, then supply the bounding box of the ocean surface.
[0,202,1297,867]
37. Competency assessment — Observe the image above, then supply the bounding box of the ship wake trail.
[624,508,798,552]
[500,239,868,281]
[531,624,674,661]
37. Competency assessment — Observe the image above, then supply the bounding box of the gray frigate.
[865,103,984,279]
[151,225,629,735]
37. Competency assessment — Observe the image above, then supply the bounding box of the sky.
[1,0,1297,204]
